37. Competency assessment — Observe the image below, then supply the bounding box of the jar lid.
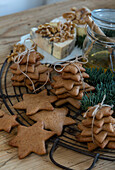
[91,9,115,29]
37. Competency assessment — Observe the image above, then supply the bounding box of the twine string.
[14,39,36,91]
[54,55,88,92]
[34,71,50,93]
[13,38,50,92]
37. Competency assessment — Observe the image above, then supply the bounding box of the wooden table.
[0,0,115,169]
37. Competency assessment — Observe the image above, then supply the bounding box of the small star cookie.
[0,110,19,132]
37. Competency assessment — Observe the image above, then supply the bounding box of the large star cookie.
[13,89,57,115]
[0,110,19,132]
[29,108,76,136]
[9,122,55,159]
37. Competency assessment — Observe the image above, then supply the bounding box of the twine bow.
[83,95,114,143]
[54,55,88,91]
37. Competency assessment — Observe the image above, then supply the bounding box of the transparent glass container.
[83,9,115,72]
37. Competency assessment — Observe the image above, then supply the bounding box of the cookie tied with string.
[61,62,86,74]
[76,102,115,151]
[10,40,53,92]
[51,61,95,108]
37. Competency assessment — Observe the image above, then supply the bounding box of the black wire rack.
[0,59,115,170]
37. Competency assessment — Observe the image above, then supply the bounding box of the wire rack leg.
[86,153,100,170]
[49,138,73,170]
[49,138,100,170]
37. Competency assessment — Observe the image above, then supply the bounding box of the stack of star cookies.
[10,51,52,91]
[51,62,95,109]
[76,105,115,151]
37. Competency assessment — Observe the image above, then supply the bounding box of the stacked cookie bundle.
[76,105,115,151]
[11,89,75,158]
[51,62,95,109]
[10,51,52,91]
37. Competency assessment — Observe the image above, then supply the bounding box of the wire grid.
[0,59,115,170]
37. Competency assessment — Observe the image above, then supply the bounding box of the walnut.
[63,7,91,25]
[49,37,55,42]
[54,37,60,43]
[7,43,26,62]
[37,21,75,43]
[63,12,76,21]
[6,43,39,63]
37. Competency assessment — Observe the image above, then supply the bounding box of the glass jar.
[83,9,115,72]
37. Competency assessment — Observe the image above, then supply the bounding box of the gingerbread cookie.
[9,122,55,158]
[19,51,40,64]
[80,123,114,136]
[83,106,113,120]
[52,75,82,90]
[55,86,80,96]
[57,91,84,99]
[11,64,35,74]
[12,81,25,87]
[11,74,25,82]
[62,72,89,81]
[62,62,86,74]
[13,89,57,115]
[29,108,75,136]
[0,110,19,132]
[54,82,91,96]
[55,97,81,109]
[76,105,115,151]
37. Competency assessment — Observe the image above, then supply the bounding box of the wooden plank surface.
[0,0,115,169]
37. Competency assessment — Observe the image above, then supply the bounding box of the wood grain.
[0,0,115,169]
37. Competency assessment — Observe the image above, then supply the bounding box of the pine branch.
[81,68,115,116]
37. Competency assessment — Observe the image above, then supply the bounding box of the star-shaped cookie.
[29,108,76,136]
[0,110,19,132]
[62,62,86,74]
[55,82,90,96]
[13,89,57,115]
[83,106,113,120]
[62,72,89,81]
[82,116,115,128]
[20,51,40,64]
[52,75,82,90]
[11,64,35,74]
[88,140,115,151]
[9,122,55,159]
[55,97,81,109]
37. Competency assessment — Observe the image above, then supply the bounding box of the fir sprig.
[81,68,115,116]
[85,68,114,86]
